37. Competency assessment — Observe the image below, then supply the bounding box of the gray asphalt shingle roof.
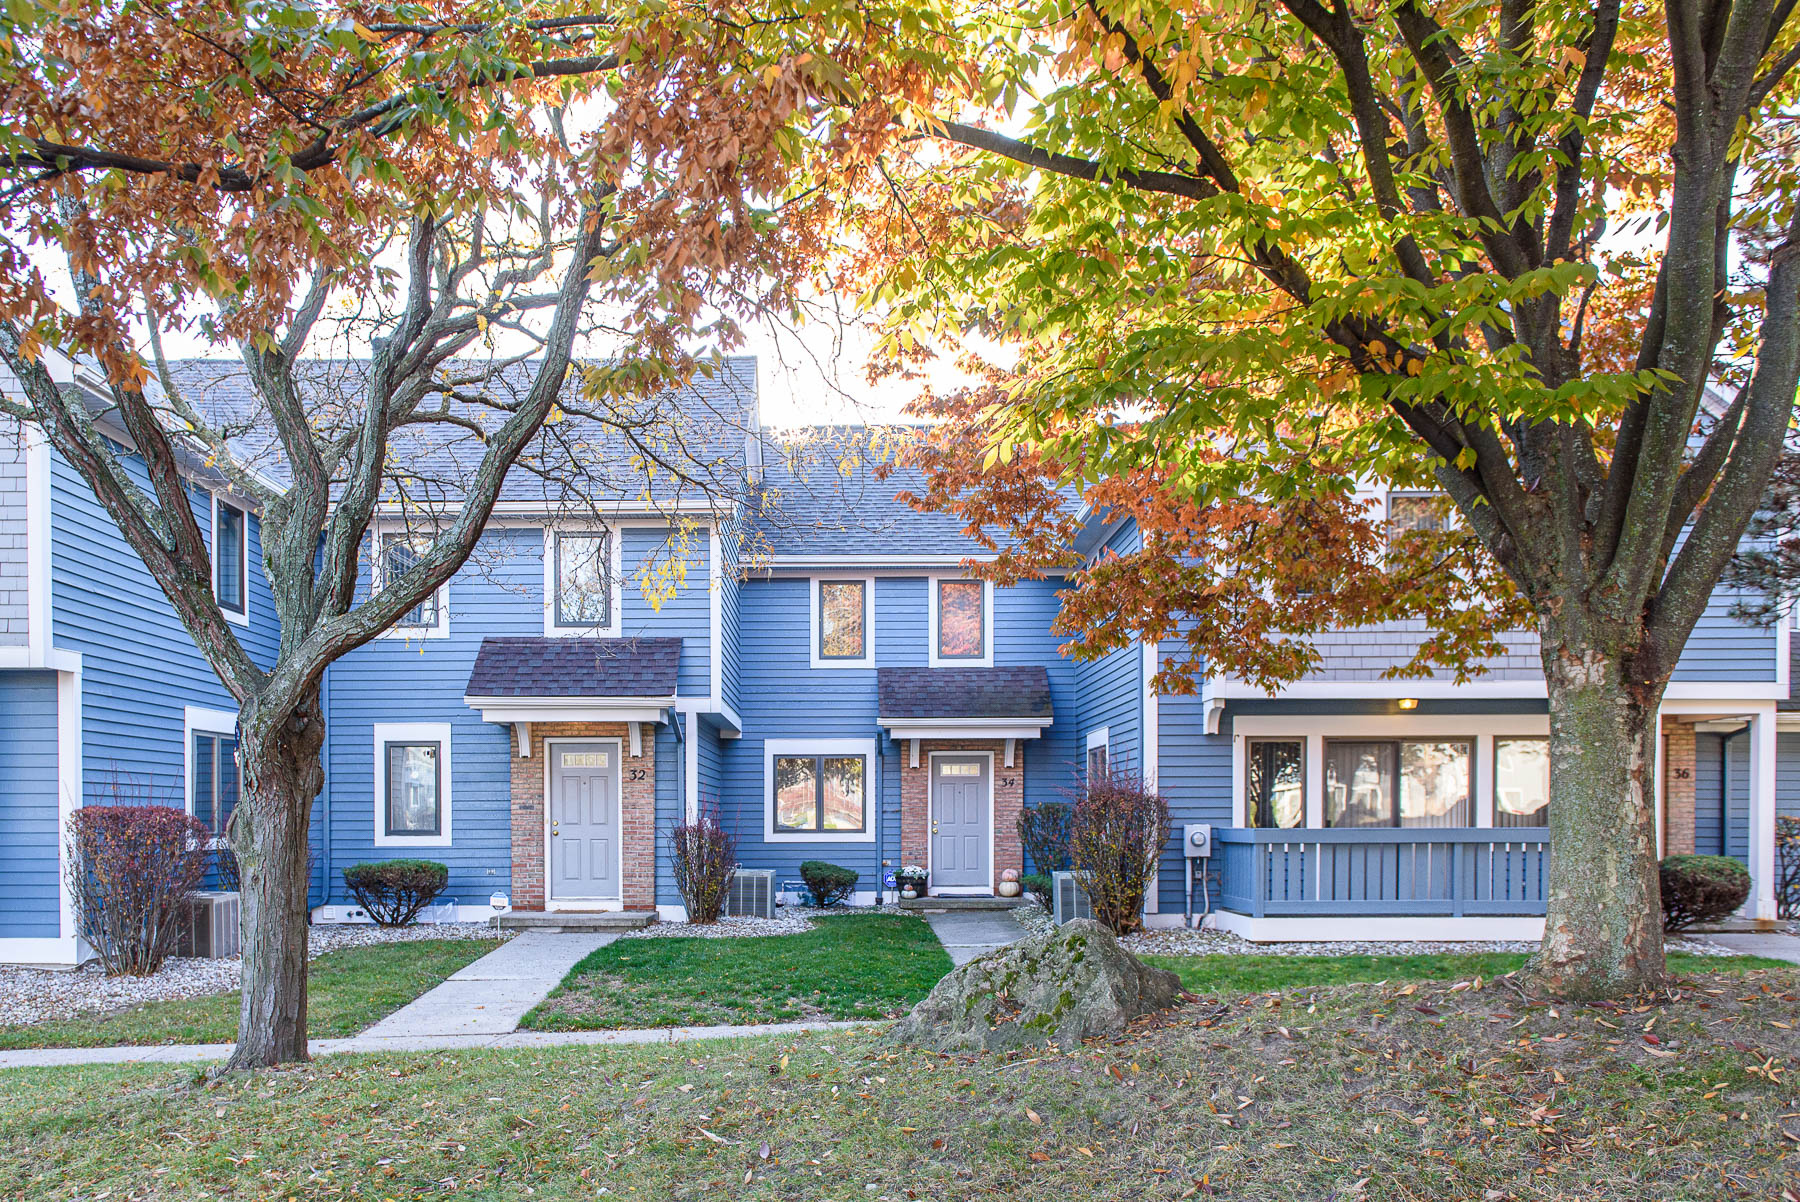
[465,637,682,698]
[876,666,1054,721]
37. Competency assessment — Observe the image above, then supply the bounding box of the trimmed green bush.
[342,859,450,927]
[1021,872,1053,912]
[1659,855,1750,931]
[799,860,858,908]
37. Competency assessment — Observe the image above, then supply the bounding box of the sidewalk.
[357,930,613,1040]
[0,1019,870,1070]
[922,910,1029,966]
[1703,931,1800,965]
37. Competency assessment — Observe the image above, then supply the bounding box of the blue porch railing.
[1215,828,1550,917]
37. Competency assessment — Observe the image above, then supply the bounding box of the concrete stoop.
[493,910,658,933]
[896,895,1028,913]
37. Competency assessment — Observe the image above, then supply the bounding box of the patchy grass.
[524,913,951,1030]
[1143,951,1792,994]
[4,966,1798,1199]
[0,938,501,1050]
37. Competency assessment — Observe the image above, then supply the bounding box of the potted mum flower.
[896,865,929,899]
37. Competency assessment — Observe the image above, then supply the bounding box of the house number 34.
[999,776,1018,788]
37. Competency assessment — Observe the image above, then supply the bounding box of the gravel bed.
[1012,903,1055,938]
[621,912,816,940]
[0,921,507,1028]
[1120,924,1743,960]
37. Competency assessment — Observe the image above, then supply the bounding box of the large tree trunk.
[1528,635,1668,999]
[224,689,326,1071]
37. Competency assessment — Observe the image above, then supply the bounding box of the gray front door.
[931,756,990,890]
[550,742,619,900]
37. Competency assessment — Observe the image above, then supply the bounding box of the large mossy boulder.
[892,919,1182,1053]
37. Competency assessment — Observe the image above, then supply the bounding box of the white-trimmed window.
[763,737,875,842]
[1245,738,1304,829]
[1085,727,1110,780]
[1387,491,1454,549]
[810,576,875,668]
[545,527,620,636]
[212,493,248,625]
[1493,737,1550,827]
[373,722,453,847]
[185,705,240,843]
[374,530,450,638]
[928,576,992,667]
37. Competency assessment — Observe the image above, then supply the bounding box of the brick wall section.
[1662,719,1697,856]
[509,721,657,911]
[898,738,1024,893]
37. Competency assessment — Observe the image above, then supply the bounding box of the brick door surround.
[898,738,1024,893]
[510,721,657,911]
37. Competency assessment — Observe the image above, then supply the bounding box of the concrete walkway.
[357,930,615,1040]
[0,1019,869,1070]
[922,909,1029,966]
[1704,931,1800,965]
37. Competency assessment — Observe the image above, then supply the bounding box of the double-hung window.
[553,530,613,631]
[1387,492,1454,546]
[1324,739,1471,828]
[191,729,240,839]
[213,496,247,621]
[771,749,868,835]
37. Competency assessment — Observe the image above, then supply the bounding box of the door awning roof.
[877,666,1054,742]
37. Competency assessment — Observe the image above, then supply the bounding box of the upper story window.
[1086,727,1110,780]
[931,577,991,666]
[554,531,613,630]
[811,577,874,667]
[377,531,446,635]
[212,495,247,623]
[1387,492,1454,547]
[1324,738,1471,828]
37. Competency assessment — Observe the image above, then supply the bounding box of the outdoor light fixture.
[1397,698,1419,710]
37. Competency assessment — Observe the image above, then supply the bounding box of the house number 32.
[627,768,648,781]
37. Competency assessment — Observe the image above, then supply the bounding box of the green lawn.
[5,965,1798,1200]
[0,937,502,1050]
[523,913,952,1030]
[1143,950,1793,994]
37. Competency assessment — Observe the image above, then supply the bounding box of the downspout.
[319,661,331,916]
[873,729,886,908]
[1721,724,1747,859]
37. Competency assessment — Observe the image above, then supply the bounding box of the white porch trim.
[1196,910,1547,942]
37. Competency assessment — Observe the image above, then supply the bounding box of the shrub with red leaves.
[65,804,213,976]
[670,800,739,924]
[1070,768,1171,935]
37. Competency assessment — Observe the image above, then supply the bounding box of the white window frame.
[763,737,877,844]
[184,705,240,847]
[372,527,450,639]
[373,721,453,847]
[211,492,250,627]
[810,575,876,669]
[543,525,623,637]
[1229,713,1550,830]
[927,575,994,668]
[1085,726,1111,778]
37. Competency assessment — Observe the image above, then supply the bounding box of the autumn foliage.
[1070,768,1170,936]
[65,805,213,977]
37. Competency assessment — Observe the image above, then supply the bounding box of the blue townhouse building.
[1,352,1794,965]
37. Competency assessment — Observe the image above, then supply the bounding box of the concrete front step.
[896,895,1028,913]
[493,910,657,933]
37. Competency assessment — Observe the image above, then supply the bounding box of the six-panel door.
[931,755,990,889]
[550,742,621,901]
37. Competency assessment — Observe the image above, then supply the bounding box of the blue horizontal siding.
[621,525,711,698]
[0,670,60,937]
[51,449,279,813]
[1671,594,1778,682]
[1692,730,1749,862]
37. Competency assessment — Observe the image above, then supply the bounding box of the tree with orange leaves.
[845,0,1800,998]
[0,0,913,1068]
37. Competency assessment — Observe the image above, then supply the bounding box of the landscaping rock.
[892,919,1181,1053]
